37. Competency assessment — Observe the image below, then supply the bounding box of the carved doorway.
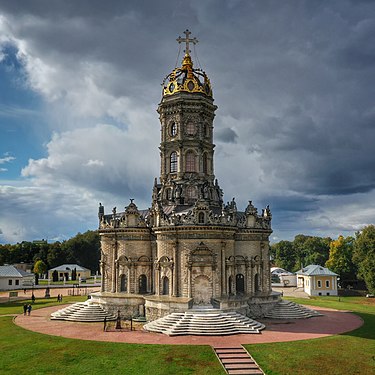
[236,274,245,294]
[193,275,212,305]
[120,274,127,292]
[162,276,169,295]
[139,274,147,294]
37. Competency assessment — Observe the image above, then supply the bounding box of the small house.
[296,265,338,296]
[48,264,91,281]
[0,265,34,290]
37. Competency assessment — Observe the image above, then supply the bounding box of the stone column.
[245,262,249,295]
[100,261,105,292]
[111,241,117,293]
[172,242,178,296]
[155,263,160,295]
[187,265,192,298]
[221,242,226,296]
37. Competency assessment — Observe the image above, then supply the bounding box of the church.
[93,31,277,321]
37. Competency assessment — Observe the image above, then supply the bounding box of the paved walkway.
[14,304,363,346]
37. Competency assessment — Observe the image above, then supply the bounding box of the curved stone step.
[51,300,117,322]
[264,300,323,319]
[144,310,265,336]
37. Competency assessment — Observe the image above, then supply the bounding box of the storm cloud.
[0,0,374,243]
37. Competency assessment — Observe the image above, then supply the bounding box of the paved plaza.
[14,303,363,346]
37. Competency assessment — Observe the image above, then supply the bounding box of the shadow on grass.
[342,312,375,340]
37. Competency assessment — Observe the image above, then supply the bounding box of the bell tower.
[154,30,223,208]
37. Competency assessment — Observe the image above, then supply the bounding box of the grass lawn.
[246,296,375,375]
[0,299,223,375]
[0,296,374,374]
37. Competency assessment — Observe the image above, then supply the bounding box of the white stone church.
[92,31,279,321]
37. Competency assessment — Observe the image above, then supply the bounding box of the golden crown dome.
[162,30,213,98]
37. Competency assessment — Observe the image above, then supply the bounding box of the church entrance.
[120,274,127,292]
[193,275,212,305]
[139,274,147,294]
[236,274,245,294]
[162,276,169,295]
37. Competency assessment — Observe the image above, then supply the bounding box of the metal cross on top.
[176,29,198,55]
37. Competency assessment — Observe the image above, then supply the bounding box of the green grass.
[0,299,223,374]
[0,296,87,315]
[1,296,374,374]
[246,296,375,375]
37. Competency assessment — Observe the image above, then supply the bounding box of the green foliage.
[0,231,100,273]
[272,235,331,272]
[326,235,356,284]
[271,240,296,271]
[33,259,47,275]
[353,225,375,294]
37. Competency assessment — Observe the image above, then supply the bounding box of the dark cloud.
[216,127,238,143]
[0,0,374,242]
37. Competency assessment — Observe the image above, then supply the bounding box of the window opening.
[185,152,195,172]
[170,152,178,173]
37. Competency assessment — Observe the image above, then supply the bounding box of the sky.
[0,0,374,244]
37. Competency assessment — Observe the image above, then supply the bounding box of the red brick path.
[14,305,363,346]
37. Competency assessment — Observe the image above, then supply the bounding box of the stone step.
[264,301,322,319]
[144,310,265,336]
[227,372,263,375]
[213,346,265,375]
[51,301,116,322]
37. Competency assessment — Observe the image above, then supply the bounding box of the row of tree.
[270,225,375,293]
[0,230,100,275]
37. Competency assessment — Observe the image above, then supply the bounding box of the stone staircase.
[264,300,323,319]
[214,346,264,375]
[51,300,117,322]
[143,310,265,336]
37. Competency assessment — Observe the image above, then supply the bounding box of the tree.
[33,259,47,277]
[61,230,100,272]
[271,241,296,271]
[303,236,331,266]
[353,225,375,294]
[326,235,356,286]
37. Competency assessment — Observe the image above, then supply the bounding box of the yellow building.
[296,265,338,296]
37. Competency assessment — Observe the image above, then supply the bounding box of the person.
[27,304,32,316]
[103,316,107,332]
[59,294,63,303]
[24,288,27,294]
[31,293,35,304]
[57,294,60,302]
[23,304,28,316]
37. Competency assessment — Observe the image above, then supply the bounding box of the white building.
[296,265,338,296]
[0,265,34,290]
[48,264,91,281]
[271,267,297,287]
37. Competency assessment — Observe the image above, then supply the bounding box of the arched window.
[170,152,178,173]
[170,122,177,137]
[166,188,172,201]
[186,186,197,199]
[120,274,127,292]
[139,274,147,294]
[236,274,245,294]
[162,276,169,295]
[185,151,196,172]
[198,212,205,224]
[186,121,196,136]
[203,153,208,174]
